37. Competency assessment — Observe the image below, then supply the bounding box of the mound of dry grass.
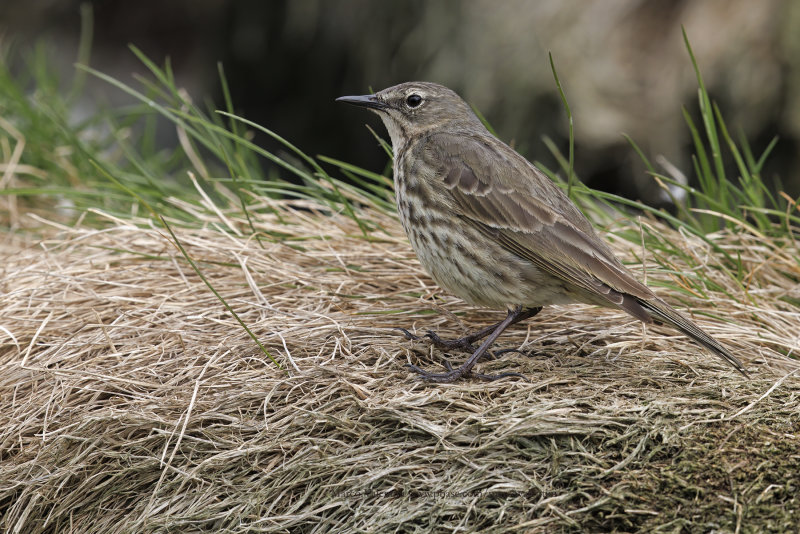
[1,198,799,533]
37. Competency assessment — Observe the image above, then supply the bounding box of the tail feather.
[633,297,748,377]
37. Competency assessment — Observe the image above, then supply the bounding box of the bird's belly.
[400,212,570,309]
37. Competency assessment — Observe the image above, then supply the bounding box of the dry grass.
[1,197,799,533]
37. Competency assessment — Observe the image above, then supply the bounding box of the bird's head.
[337,82,483,149]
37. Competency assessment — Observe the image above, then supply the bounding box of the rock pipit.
[338,82,747,382]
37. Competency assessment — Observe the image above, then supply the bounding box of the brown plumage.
[337,82,747,382]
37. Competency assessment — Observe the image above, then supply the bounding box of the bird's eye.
[406,94,423,108]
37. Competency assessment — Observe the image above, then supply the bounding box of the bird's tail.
[635,297,749,377]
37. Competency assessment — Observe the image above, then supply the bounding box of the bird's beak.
[335,94,388,111]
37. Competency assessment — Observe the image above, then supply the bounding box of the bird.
[336,82,748,382]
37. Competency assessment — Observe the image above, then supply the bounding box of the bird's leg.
[406,306,539,382]
[398,306,541,353]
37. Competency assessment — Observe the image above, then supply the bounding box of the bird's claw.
[396,327,422,341]
[404,363,466,383]
[404,363,528,383]
[396,328,479,352]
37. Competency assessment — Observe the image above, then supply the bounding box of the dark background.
[2,0,799,206]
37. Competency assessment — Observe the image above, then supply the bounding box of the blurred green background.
[2,0,799,207]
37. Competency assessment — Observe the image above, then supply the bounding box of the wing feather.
[420,132,655,304]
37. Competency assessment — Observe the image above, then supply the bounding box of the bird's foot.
[399,307,539,382]
[396,328,479,352]
[404,361,528,383]
[398,328,527,361]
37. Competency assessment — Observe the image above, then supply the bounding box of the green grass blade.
[549,52,576,200]
[160,215,282,370]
